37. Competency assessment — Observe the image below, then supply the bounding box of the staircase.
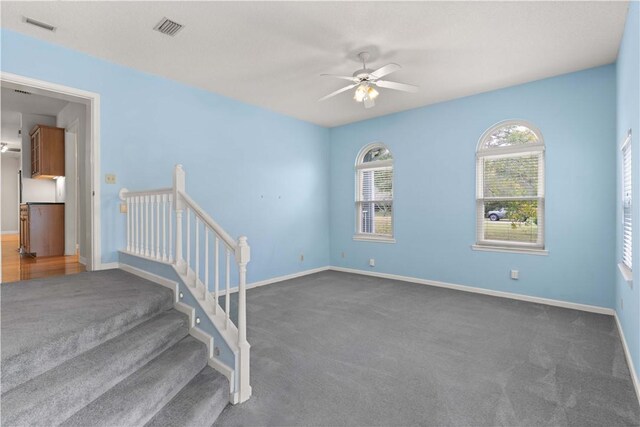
[119,164,252,404]
[1,270,230,426]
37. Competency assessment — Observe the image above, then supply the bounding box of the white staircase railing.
[119,165,251,403]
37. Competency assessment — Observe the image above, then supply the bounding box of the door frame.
[0,72,102,271]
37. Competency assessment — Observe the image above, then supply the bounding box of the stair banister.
[177,191,237,251]
[119,164,252,403]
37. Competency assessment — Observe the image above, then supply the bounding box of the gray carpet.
[216,270,640,426]
[1,270,229,426]
[1,269,174,392]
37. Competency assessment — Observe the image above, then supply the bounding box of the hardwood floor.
[1,234,85,283]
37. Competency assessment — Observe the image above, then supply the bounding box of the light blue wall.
[616,1,640,376]
[330,65,617,309]
[0,29,331,284]
[1,25,633,364]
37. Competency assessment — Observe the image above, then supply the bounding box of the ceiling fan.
[319,52,419,109]
[0,143,20,153]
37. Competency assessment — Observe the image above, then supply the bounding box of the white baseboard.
[614,313,640,405]
[218,266,331,296]
[329,266,615,316]
[99,262,120,270]
[1,230,18,235]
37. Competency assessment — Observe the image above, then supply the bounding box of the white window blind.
[355,144,393,238]
[622,135,632,270]
[476,122,545,249]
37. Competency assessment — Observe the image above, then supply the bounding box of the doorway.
[0,73,101,283]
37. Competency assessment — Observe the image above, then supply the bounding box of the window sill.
[353,235,396,244]
[618,262,633,286]
[471,244,548,256]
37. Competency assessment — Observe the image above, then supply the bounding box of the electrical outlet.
[510,270,519,280]
[119,203,127,213]
[105,173,116,184]
[369,258,375,267]
[300,253,304,262]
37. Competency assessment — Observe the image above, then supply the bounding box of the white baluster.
[140,196,144,256]
[169,195,174,263]
[144,195,150,257]
[175,206,184,273]
[132,197,137,253]
[225,248,230,328]
[155,194,160,260]
[214,236,219,314]
[205,229,209,300]
[186,208,191,275]
[149,195,155,259]
[195,216,200,288]
[162,194,167,262]
[136,196,141,254]
[126,197,131,252]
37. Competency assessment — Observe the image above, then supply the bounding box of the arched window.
[475,121,545,251]
[355,143,394,241]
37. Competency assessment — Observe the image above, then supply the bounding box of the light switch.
[105,174,116,184]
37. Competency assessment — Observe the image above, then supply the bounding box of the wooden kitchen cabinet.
[20,203,65,257]
[30,125,65,179]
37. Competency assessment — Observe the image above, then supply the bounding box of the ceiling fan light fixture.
[354,85,368,102]
[353,85,379,104]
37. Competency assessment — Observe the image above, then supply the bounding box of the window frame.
[620,131,632,282]
[474,120,547,254]
[354,142,395,243]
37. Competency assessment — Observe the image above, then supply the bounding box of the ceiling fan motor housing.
[353,69,373,80]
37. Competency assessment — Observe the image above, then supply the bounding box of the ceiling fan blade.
[364,96,375,109]
[369,63,401,79]
[320,74,359,83]
[318,83,358,101]
[374,80,419,93]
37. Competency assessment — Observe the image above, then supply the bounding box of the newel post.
[174,165,186,273]
[235,236,252,403]
[119,188,130,252]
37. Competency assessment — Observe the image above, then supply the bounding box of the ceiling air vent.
[14,89,32,95]
[24,17,56,32]
[153,17,184,36]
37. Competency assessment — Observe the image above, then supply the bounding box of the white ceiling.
[1,110,22,146]
[0,1,629,127]
[1,87,68,116]
[0,87,68,146]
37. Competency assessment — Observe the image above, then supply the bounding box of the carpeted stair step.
[145,366,230,427]
[1,309,189,427]
[1,270,174,393]
[61,336,208,427]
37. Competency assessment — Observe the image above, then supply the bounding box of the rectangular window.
[477,150,545,249]
[356,166,393,237]
[622,135,632,271]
